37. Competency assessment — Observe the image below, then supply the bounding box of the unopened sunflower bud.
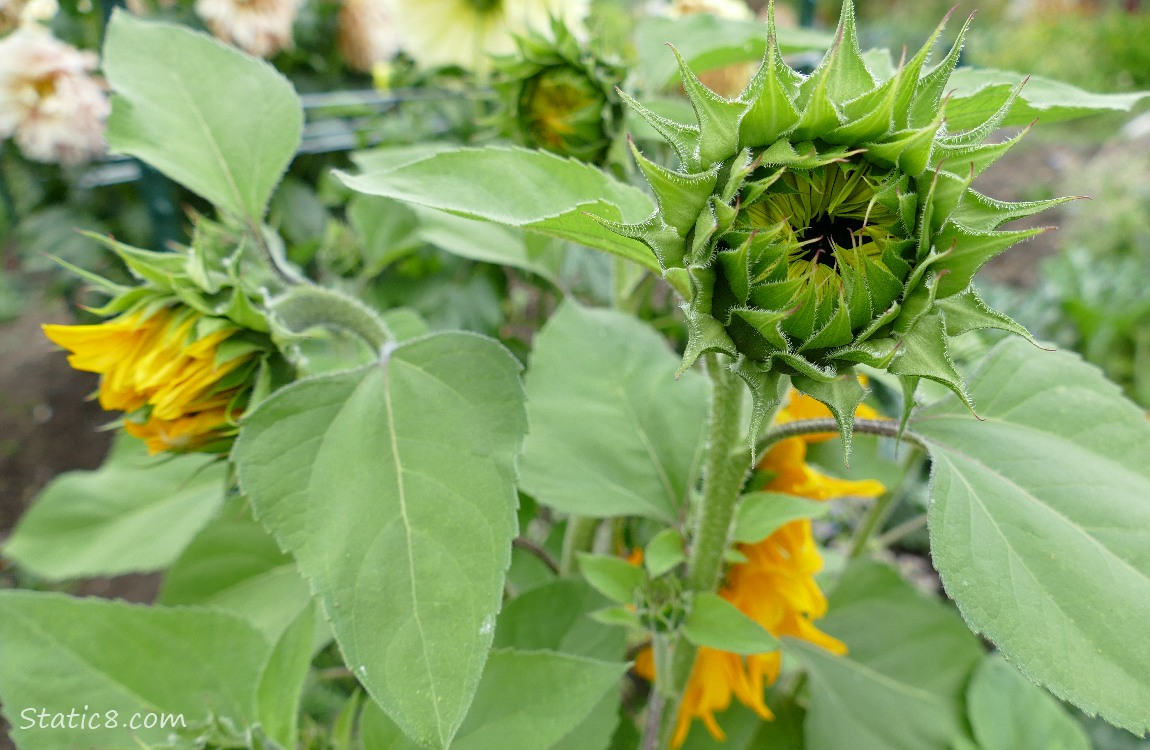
[606,0,1064,441]
[495,19,624,164]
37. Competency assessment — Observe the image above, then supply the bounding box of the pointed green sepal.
[935,121,1032,178]
[791,369,867,463]
[949,191,1081,232]
[680,303,739,375]
[908,14,971,128]
[730,356,787,447]
[670,46,746,166]
[823,0,877,104]
[934,225,1047,297]
[864,117,942,176]
[630,139,720,236]
[939,78,1026,149]
[617,88,701,169]
[738,33,801,148]
[937,289,1043,346]
[799,296,855,352]
[889,312,976,414]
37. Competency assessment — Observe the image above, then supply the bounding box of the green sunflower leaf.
[233,332,527,749]
[966,654,1091,750]
[519,301,708,521]
[945,69,1150,131]
[338,146,660,274]
[4,434,227,580]
[911,337,1150,736]
[103,12,302,222]
[0,592,270,750]
[790,559,984,750]
[683,592,778,654]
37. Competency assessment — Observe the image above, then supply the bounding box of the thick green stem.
[686,354,752,593]
[559,516,599,577]
[270,285,393,354]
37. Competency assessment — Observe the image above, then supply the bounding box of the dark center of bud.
[796,214,868,269]
[469,0,501,13]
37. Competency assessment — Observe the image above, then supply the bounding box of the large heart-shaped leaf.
[103,12,302,221]
[519,301,708,521]
[912,338,1150,736]
[233,332,526,748]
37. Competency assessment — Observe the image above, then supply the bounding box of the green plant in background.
[2,2,1150,750]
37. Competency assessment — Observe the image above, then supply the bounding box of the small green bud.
[495,19,624,164]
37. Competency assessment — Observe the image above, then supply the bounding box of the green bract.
[606,0,1070,440]
[495,20,625,164]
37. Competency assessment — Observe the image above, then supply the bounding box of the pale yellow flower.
[195,0,302,58]
[0,28,108,165]
[392,0,589,75]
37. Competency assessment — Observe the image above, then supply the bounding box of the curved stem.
[270,285,393,354]
[754,417,922,466]
[512,537,559,575]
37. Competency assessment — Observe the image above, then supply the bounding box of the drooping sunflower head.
[609,0,1065,438]
[494,18,624,163]
[44,302,269,455]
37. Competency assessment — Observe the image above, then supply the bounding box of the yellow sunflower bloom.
[637,386,886,747]
[43,306,255,454]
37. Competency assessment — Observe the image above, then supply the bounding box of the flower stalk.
[269,285,393,354]
[686,354,753,593]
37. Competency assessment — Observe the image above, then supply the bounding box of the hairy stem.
[270,285,393,354]
[754,417,920,466]
[685,354,752,593]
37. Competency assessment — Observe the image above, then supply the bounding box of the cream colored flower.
[0,0,57,34]
[195,0,302,58]
[666,0,751,20]
[338,0,400,73]
[392,0,590,75]
[0,28,108,165]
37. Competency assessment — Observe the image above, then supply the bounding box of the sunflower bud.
[608,0,1064,439]
[495,19,623,164]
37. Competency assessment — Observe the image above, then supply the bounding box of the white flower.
[0,28,109,165]
[392,0,590,75]
[195,0,302,58]
[667,0,752,20]
[338,0,401,72]
[0,0,57,34]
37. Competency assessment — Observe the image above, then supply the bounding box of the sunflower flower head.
[494,18,624,164]
[44,304,265,454]
[41,214,290,455]
[607,0,1060,439]
[635,385,884,746]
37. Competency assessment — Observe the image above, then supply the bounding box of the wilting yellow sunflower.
[43,305,259,454]
[636,388,884,746]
